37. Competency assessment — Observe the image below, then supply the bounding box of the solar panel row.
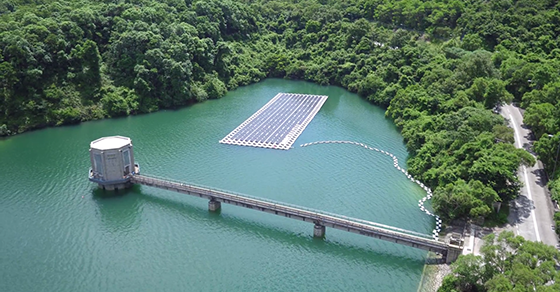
[219,93,328,150]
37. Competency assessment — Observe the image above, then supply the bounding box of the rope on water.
[300,140,442,240]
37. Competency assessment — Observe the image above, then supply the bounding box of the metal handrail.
[136,175,426,239]
[132,174,445,247]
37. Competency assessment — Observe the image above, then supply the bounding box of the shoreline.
[417,260,452,292]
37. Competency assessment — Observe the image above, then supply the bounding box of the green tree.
[441,231,560,292]
[450,254,485,291]
[456,50,500,87]
[432,179,499,220]
[461,33,484,51]
[203,76,227,99]
[0,0,551,242]
[265,53,290,77]
[524,103,557,140]
[101,86,139,117]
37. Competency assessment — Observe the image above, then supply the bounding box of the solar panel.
[219,93,328,150]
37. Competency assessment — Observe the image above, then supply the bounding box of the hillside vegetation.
[440,231,560,292]
[4,1,560,290]
[2,0,560,224]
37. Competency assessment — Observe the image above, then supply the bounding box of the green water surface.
[0,79,434,292]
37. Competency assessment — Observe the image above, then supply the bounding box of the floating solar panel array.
[220,93,328,150]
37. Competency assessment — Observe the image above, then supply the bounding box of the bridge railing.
[134,174,435,241]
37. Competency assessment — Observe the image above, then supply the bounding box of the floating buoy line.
[300,140,442,240]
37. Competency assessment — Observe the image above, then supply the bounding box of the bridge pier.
[445,244,462,264]
[313,224,326,238]
[130,175,450,255]
[208,199,221,212]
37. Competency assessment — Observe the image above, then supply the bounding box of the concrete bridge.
[130,174,462,263]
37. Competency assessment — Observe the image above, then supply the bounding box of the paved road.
[501,104,558,246]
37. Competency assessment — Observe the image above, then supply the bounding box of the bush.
[0,124,10,136]
[101,87,139,117]
[550,179,560,202]
[52,107,81,125]
[203,77,227,99]
[484,204,510,227]
[191,83,209,102]
[554,212,560,235]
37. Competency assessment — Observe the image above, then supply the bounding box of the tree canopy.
[440,231,560,292]
[0,0,553,224]
[4,1,560,289]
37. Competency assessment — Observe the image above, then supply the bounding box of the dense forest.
[1,0,558,219]
[2,0,560,290]
[2,1,559,214]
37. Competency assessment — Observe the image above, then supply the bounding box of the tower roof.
[90,136,132,150]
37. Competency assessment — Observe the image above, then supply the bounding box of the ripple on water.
[0,79,429,292]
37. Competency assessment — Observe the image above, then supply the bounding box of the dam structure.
[88,136,462,263]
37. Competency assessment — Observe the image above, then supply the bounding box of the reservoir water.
[0,79,434,291]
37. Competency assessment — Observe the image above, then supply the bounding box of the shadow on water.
[91,185,143,232]
[91,185,135,199]
[317,90,341,115]
[92,185,427,270]
[139,191,426,267]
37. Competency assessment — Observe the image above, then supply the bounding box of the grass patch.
[483,203,510,228]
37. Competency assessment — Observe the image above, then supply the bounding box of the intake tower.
[88,136,139,191]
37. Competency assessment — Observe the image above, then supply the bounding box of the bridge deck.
[131,174,448,253]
